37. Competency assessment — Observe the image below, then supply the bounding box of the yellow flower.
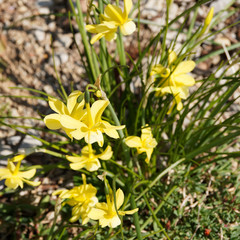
[88,188,138,228]
[68,100,125,147]
[0,155,40,189]
[53,174,98,224]
[86,0,136,44]
[66,145,113,172]
[125,125,157,164]
[44,91,86,139]
[151,50,195,113]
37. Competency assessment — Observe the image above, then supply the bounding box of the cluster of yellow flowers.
[53,174,138,228]
[0,0,215,231]
[43,87,156,227]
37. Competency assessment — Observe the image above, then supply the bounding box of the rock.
[54,34,73,48]
[18,135,42,151]
[59,52,69,64]
[210,0,233,13]
[33,29,46,42]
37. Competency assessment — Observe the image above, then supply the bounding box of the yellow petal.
[70,128,87,140]
[120,20,136,35]
[48,97,68,115]
[173,61,195,75]
[18,169,36,179]
[85,160,101,172]
[108,215,121,228]
[22,178,41,187]
[67,90,83,114]
[105,31,117,41]
[44,114,62,130]
[60,115,83,129]
[145,149,153,164]
[174,74,195,87]
[91,100,109,124]
[97,146,113,160]
[116,188,124,209]
[69,161,86,170]
[5,177,23,189]
[11,154,26,162]
[125,136,142,148]
[88,208,105,220]
[104,4,123,24]
[85,130,104,147]
[0,169,11,179]
[123,0,133,19]
[168,50,177,65]
[90,33,105,44]
[66,155,85,163]
[122,208,139,215]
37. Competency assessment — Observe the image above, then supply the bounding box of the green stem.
[69,0,99,82]
[107,102,143,240]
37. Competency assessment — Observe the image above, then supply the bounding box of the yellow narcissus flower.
[86,0,136,44]
[151,50,196,113]
[44,91,86,139]
[53,174,98,224]
[66,145,113,172]
[88,188,138,228]
[0,155,40,189]
[68,100,125,147]
[125,125,157,164]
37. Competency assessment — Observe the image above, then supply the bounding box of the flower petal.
[173,61,195,75]
[104,4,123,23]
[70,128,87,140]
[67,90,83,114]
[48,97,68,115]
[174,74,195,87]
[44,114,62,130]
[18,169,36,179]
[123,0,133,18]
[168,50,177,65]
[120,20,136,35]
[116,188,124,209]
[91,100,109,124]
[105,31,117,41]
[88,208,106,220]
[22,178,41,187]
[97,145,113,160]
[90,33,105,44]
[5,177,23,189]
[60,115,83,129]
[125,136,142,148]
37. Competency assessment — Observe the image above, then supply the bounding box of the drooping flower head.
[0,154,41,189]
[44,91,86,139]
[66,145,113,172]
[125,124,157,163]
[88,188,138,228]
[53,174,98,224]
[86,0,136,44]
[151,50,196,113]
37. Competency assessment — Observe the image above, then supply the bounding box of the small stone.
[8,136,21,146]
[59,52,69,64]
[33,29,45,42]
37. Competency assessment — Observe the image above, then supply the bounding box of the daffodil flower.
[88,188,138,228]
[66,100,125,147]
[44,90,86,139]
[125,125,157,163]
[151,50,196,113]
[53,174,98,224]
[86,0,136,44]
[66,145,113,172]
[0,155,41,189]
